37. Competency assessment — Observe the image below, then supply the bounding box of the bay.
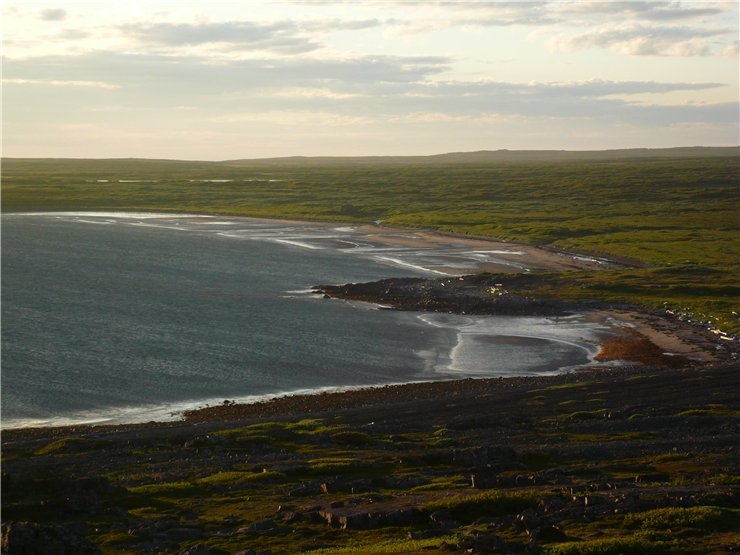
[1,213,610,427]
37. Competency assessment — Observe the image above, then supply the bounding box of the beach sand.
[349,223,629,273]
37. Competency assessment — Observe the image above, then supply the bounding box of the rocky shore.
[314,273,575,316]
[314,272,738,366]
[3,270,739,554]
[3,360,739,554]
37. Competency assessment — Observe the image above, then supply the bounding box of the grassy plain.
[2,148,738,332]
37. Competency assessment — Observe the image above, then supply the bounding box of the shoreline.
[3,360,738,553]
[2,212,736,435]
[2,356,733,444]
[6,210,638,275]
[3,214,739,554]
[3,291,734,438]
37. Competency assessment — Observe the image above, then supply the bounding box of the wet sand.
[349,223,632,273]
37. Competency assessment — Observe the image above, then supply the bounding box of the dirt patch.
[595,328,691,367]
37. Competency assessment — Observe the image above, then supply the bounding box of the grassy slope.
[2,148,739,332]
[2,366,739,554]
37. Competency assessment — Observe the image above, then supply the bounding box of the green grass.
[422,489,545,521]
[309,534,460,554]
[624,506,736,531]
[676,407,740,417]
[127,481,197,495]
[544,537,670,555]
[3,151,738,332]
[196,470,285,486]
[33,437,111,456]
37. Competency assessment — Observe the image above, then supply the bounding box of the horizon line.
[3,145,739,164]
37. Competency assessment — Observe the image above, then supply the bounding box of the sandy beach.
[347,223,631,274]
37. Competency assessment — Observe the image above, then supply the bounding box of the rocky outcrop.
[314,273,578,316]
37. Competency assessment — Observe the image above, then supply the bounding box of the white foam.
[18,211,213,220]
[128,221,187,231]
[1,382,434,429]
[72,218,114,225]
[193,221,239,226]
[415,313,611,377]
[273,238,324,250]
[373,256,450,275]
[472,249,525,256]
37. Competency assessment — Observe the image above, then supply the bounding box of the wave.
[9,211,212,219]
[273,238,325,250]
[416,312,610,377]
[373,255,450,275]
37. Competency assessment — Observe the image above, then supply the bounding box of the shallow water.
[1,213,613,428]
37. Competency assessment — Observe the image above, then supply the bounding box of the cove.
[1,213,615,428]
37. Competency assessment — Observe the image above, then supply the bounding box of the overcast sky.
[2,1,738,160]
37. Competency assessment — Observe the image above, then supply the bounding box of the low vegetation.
[2,364,738,554]
[2,148,738,332]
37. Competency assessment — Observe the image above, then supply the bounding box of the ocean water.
[1,213,612,428]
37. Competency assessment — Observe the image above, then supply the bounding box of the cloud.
[342,79,734,131]
[387,1,726,28]
[119,21,321,55]
[548,24,729,56]
[724,40,740,58]
[1,51,451,101]
[302,18,382,32]
[2,2,735,156]
[210,110,374,127]
[39,8,67,21]
[381,1,736,58]
[2,78,119,89]
[560,1,724,22]
[4,50,724,114]
[386,1,556,32]
[118,18,383,56]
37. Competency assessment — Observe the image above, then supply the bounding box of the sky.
[2,1,738,160]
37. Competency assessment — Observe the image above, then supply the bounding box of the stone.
[429,509,456,528]
[529,525,568,543]
[1,521,101,555]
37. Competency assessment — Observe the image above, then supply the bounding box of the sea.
[1,213,615,428]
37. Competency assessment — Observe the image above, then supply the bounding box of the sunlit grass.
[2,152,738,331]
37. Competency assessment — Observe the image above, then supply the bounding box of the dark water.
[1,213,609,427]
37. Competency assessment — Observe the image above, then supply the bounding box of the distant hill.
[223,146,739,166]
[3,146,738,171]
